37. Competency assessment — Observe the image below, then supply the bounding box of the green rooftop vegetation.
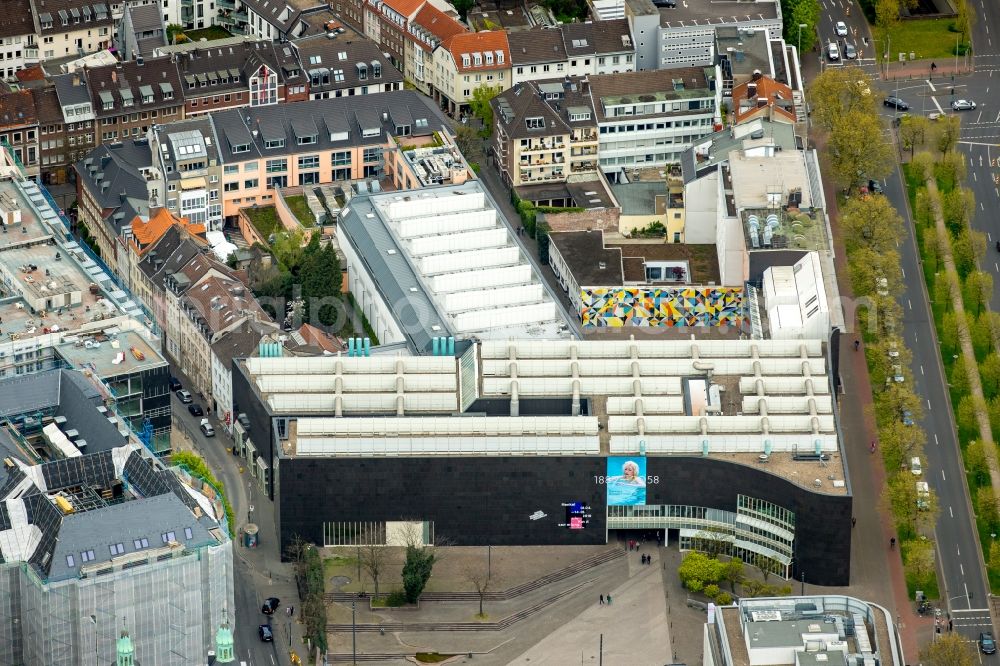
[243,206,282,240]
[284,195,316,228]
[184,26,235,42]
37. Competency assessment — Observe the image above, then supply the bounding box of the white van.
[916,481,930,510]
[910,456,923,476]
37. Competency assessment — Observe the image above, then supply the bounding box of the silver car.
[844,42,857,59]
[835,21,848,36]
[952,99,976,111]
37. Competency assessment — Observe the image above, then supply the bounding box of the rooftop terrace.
[55,329,167,378]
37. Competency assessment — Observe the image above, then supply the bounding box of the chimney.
[747,82,756,99]
[751,69,762,82]
[757,97,767,108]
[72,74,80,87]
[111,70,117,84]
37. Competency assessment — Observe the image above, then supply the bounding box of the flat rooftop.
[240,338,844,492]
[655,0,780,28]
[55,330,166,377]
[340,181,573,351]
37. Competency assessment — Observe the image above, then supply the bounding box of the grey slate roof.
[211,320,270,370]
[84,56,183,118]
[292,34,402,93]
[75,140,152,227]
[52,72,92,107]
[175,39,304,98]
[338,193,452,354]
[492,78,597,140]
[508,28,567,66]
[123,2,164,33]
[211,90,444,162]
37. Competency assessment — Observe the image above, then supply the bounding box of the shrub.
[715,591,733,605]
[386,589,408,606]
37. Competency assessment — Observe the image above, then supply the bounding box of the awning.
[159,82,174,95]
[138,85,154,100]
[180,177,207,190]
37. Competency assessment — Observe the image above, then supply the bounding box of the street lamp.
[797,23,808,59]
[800,571,806,596]
[89,615,98,666]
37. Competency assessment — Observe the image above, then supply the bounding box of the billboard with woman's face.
[606,456,647,506]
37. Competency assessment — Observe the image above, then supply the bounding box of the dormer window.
[496,50,504,64]
[232,143,250,154]
[372,61,381,78]
[357,63,368,81]
[265,138,284,149]
[461,54,470,68]
[473,52,482,66]
[297,134,317,145]
[485,51,494,65]
[526,117,544,129]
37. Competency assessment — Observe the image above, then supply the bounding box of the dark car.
[168,376,182,391]
[259,624,273,642]
[981,632,997,655]
[176,389,193,404]
[868,179,883,194]
[884,96,909,111]
[262,597,280,615]
[188,404,204,417]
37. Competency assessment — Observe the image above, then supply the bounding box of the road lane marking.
[908,299,913,310]
[959,545,962,556]
[979,111,984,123]
[951,506,955,517]
[927,79,937,92]
[974,171,978,182]
[933,96,945,114]
[920,365,924,375]
[927,399,932,409]
[943,469,947,481]
[962,563,965,575]
[901,267,906,278]
[935,433,939,445]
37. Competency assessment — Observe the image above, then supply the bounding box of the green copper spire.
[215,609,235,663]
[115,628,135,666]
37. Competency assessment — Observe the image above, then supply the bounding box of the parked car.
[952,99,976,111]
[262,597,281,615]
[883,96,909,111]
[188,404,204,417]
[168,376,182,391]
[902,410,914,426]
[827,43,840,61]
[835,20,848,36]
[259,624,273,642]
[176,389,193,404]
[199,419,215,437]
[981,632,996,655]
[844,42,857,59]
[868,179,883,194]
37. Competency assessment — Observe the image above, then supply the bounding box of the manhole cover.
[330,576,351,590]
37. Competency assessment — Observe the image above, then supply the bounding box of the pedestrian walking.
[600,594,605,605]
[290,606,294,617]
[870,440,876,453]
[851,517,856,528]
[607,594,612,605]
[890,537,896,549]
[854,339,860,351]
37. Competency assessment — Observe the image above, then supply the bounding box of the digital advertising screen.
[563,501,591,529]
[606,456,647,506]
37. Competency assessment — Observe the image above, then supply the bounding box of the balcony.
[570,162,597,173]
[217,0,235,8]
[571,147,597,157]
[572,132,597,143]
[522,142,565,153]
[233,10,249,22]
[24,48,38,61]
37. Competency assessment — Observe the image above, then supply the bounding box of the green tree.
[978,485,1000,529]
[956,394,982,440]
[884,474,919,530]
[942,188,975,235]
[402,544,436,603]
[468,84,502,134]
[954,0,975,44]
[878,420,925,473]
[963,271,993,316]
[849,248,902,297]
[453,123,478,158]
[677,551,725,589]
[838,193,905,254]
[967,440,993,486]
[722,557,745,592]
[875,0,900,41]
[990,539,1000,575]
[938,151,969,190]
[940,311,959,355]
[989,396,1000,439]
[970,312,994,359]
[904,538,937,585]
[909,151,935,183]
[786,0,821,52]
[952,229,987,277]
[299,235,343,327]
[949,354,972,395]
[937,115,961,156]
[829,110,893,191]
[921,631,976,666]
[452,0,473,19]
[898,115,930,160]
[922,227,941,273]
[807,68,878,131]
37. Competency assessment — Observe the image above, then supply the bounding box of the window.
[363,147,380,163]
[66,554,75,567]
[224,182,239,192]
[266,158,287,172]
[297,134,317,146]
[461,54,470,67]
[80,549,96,562]
[161,531,176,543]
[526,117,544,130]
[184,527,194,540]
[231,143,250,154]
[223,164,239,174]
[244,178,259,189]
[109,543,126,556]
[244,162,258,172]
[267,175,288,188]
[264,138,284,149]
[333,69,344,82]
[133,538,149,550]
[297,155,319,170]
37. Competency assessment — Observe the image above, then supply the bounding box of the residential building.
[0,89,40,180]
[591,67,720,180]
[124,206,206,297]
[361,0,425,69]
[429,30,510,117]
[148,116,225,230]
[231,335,851,588]
[74,140,156,271]
[707,596,904,666]
[84,56,183,145]
[130,221,207,333]
[210,90,447,221]
[210,318,278,427]
[730,73,803,126]
[33,0,114,61]
[51,72,97,162]
[292,32,402,99]
[491,78,599,192]
[33,86,70,184]
[165,261,270,401]
[509,21,636,86]
[235,0,342,41]
[404,2,465,96]
[589,0,781,71]
[0,1,39,79]
[176,39,307,118]
[0,379,233,665]
[116,2,167,60]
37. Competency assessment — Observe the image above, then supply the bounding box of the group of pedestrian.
[285,606,295,617]
[640,554,653,565]
[627,539,641,551]
[599,594,613,605]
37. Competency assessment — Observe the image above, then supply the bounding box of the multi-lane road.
[809,0,998,649]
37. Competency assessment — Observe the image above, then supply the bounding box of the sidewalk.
[813,132,936,660]
[883,59,973,81]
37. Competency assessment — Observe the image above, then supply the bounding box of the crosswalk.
[951,608,994,630]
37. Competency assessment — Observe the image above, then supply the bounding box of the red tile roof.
[446,31,510,72]
[732,76,797,125]
[382,0,426,19]
[411,3,466,51]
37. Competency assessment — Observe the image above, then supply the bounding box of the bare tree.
[359,543,388,599]
[284,534,309,578]
[753,554,772,582]
[464,564,491,617]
